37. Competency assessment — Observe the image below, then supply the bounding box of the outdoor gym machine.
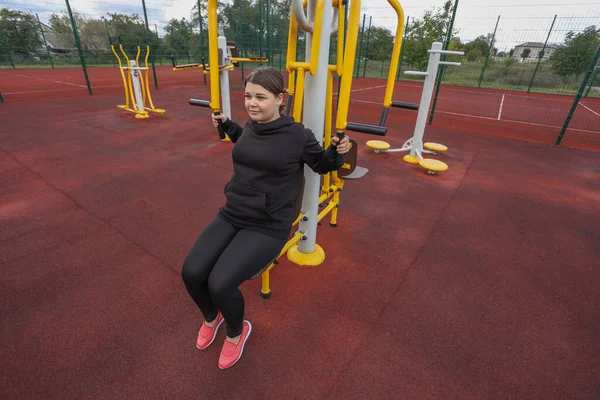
[179,26,267,141]
[367,42,464,174]
[343,0,409,137]
[110,37,165,119]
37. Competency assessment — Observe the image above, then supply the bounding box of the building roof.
[515,42,557,49]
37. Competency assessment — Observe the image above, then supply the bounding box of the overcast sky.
[4,0,599,50]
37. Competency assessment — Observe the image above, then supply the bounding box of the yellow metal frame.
[383,0,406,107]
[200,0,406,297]
[207,0,221,114]
[258,0,359,297]
[111,42,165,119]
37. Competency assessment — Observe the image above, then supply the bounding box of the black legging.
[182,216,287,338]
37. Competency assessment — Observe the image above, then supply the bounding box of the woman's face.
[245,82,283,123]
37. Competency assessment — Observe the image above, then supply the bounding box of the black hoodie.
[218,115,343,239]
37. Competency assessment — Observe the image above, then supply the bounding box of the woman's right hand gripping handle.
[212,112,227,139]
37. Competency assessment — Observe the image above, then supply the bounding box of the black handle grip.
[285,95,293,116]
[171,55,176,68]
[188,99,211,107]
[118,36,122,45]
[216,113,226,140]
[345,122,387,136]
[391,101,419,110]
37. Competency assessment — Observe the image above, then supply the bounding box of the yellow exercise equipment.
[110,37,165,119]
[195,0,406,298]
[365,41,465,174]
[185,4,269,141]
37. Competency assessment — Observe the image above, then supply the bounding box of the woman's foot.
[218,320,252,369]
[196,313,224,349]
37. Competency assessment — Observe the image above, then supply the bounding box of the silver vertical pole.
[297,0,333,257]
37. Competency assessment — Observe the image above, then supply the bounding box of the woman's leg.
[181,216,239,322]
[208,229,287,338]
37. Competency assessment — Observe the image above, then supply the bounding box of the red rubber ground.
[2,66,598,152]
[1,76,599,398]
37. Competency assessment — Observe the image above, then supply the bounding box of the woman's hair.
[245,66,286,113]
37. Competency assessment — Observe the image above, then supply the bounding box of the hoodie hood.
[249,115,296,135]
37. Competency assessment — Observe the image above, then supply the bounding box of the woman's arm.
[222,119,244,143]
[301,130,345,174]
[212,113,244,143]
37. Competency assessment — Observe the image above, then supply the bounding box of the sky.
[3,0,600,50]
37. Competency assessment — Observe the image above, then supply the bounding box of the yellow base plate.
[135,114,150,119]
[287,244,325,266]
[424,142,448,152]
[149,108,166,114]
[403,155,420,164]
[419,158,448,172]
[117,105,127,109]
[366,140,391,150]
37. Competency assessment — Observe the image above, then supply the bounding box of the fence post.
[355,14,366,78]
[429,0,459,125]
[259,0,263,57]
[528,14,556,93]
[65,0,92,95]
[584,66,599,97]
[396,16,410,81]
[0,27,15,69]
[478,15,499,88]
[197,0,207,85]
[141,0,158,89]
[103,18,115,67]
[266,0,271,65]
[36,13,54,69]
[362,16,372,78]
[556,43,600,146]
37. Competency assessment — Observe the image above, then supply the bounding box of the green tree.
[402,1,455,70]
[164,18,201,61]
[463,34,496,59]
[0,8,43,54]
[549,25,600,83]
[364,26,394,61]
[466,48,482,61]
[103,13,164,56]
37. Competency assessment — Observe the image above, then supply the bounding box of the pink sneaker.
[218,320,252,369]
[196,313,224,350]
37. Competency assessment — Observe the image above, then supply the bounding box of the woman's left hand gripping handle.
[212,112,227,140]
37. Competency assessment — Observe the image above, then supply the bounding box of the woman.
[182,66,350,369]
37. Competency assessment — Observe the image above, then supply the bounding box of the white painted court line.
[578,102,600,117]
[0,71,87,88]
[437,110,600,135]
[498,94,505,120]
[332,84,388,96]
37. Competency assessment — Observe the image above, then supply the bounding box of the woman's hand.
[211,113,228,128]
[332,135,351,155]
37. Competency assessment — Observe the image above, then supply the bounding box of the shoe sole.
[218,321,252,370]
[196,316,224,350]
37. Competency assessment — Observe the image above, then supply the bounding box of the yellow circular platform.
[419,158,448,172]
[287,244,325,266]
[403,155,420,164]
[366,140,391,150]
[135,114,149,119]
[424,142,448,152]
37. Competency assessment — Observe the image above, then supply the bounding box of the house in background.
[39,22,75,54]
[512,42,557,63]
